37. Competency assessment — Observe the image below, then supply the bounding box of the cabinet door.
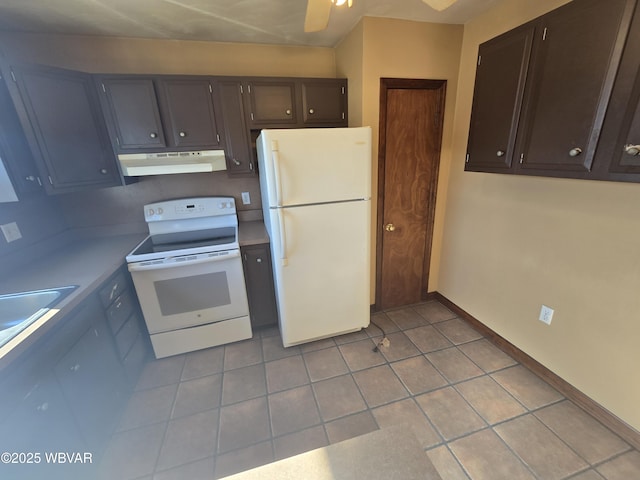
[242,244,278,328]
[0,76,42,195]
[99,77,166,150]
[5,64,120,193]
[217,81,254,174]
[596,3,640,180]
[158,78,222,148]
[246,80,298,126]
[465,23,535,173]
[301,79,347,126]
[0,376,87,480]
[54,299,127,452]
[516,0,634,176]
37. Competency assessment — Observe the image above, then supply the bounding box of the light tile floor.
[97,301,640,479]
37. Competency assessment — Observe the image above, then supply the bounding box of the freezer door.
[258,127,371,207]
[268,200,371,346]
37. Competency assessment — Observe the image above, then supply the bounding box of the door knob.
[384,223,396,232]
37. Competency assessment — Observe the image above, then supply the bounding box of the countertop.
[238,220,270,246]
[221,425,442,480]
[0,233,146,370]
[0,220,269,371]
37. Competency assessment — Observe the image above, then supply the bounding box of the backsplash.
[55,171,262,230]
[0,171,262,278]
[0,195,67,260]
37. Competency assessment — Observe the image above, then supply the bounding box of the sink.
[0,286,78,348]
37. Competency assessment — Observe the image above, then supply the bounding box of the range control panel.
[144,197,236,222]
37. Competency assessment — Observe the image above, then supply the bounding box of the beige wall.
[336,17,463,301]
[0,33,336,77]
[439,0,640,431]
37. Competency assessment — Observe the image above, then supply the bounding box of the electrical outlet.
[539,305,554,325]
[241,192,251,205]
[1,222,22,243]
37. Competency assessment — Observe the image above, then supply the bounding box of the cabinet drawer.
[114,312,140,359]
[106,290,134,335]
[99,271,127,308]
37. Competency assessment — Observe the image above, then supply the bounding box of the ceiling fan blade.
[305,0,332,32]
[421,0,458,11]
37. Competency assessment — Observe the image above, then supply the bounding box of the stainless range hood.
[117,150,226,176]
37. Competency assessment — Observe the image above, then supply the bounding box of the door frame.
[375,78,447,310]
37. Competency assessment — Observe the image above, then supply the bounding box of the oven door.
[128,249,249,334]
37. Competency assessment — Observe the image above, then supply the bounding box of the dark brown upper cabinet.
[216,80,254,175]
[516,0,635,177]
[98,78,166,150]
[245,79,298,127]
[0,75,42,197]
[99,76,223,152]
[3,64,121,194]
[466,0,638,183]
[242,78,348,129]
[465,23,535,173]
[301,79,347,126]
[157,78,222,149]
[594,2,640,182]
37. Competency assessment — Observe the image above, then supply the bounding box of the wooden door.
[376,79,445,310]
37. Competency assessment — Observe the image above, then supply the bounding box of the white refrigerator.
[257,127,372,347]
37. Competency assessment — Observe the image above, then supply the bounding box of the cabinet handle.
[150,132,158,139]
[624,144,640,156]
[569,147,583,157]
[99,168,108,175]
[285,109,291,115]
[385,223,396,232]
[179,131,187,138]
[110,282,119,301]
[70,364,80,372]
[256,258,262,263]
[36,402,49,412]
[25,175,37,182]
[309,108,314,114]
[496,150,505,157]
[232,158,241,166]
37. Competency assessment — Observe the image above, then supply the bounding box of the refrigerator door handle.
[271,145,283,207]
[277,208,288,266]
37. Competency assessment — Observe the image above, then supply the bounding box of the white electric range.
[126,197,252,358]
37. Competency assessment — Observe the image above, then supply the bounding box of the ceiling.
[0,0,499,48]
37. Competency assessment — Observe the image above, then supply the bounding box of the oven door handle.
[128,250,240,272]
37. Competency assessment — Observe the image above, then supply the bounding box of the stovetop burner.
[126,197,240,263]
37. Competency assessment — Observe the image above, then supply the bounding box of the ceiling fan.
[304,0,459,33]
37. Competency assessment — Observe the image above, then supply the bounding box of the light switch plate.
[1,222,22,243]
[241,192,251,205]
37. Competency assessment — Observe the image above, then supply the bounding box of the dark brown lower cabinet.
[242,243,278,329]
[0,271,147,475]
[53,299,128,453]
